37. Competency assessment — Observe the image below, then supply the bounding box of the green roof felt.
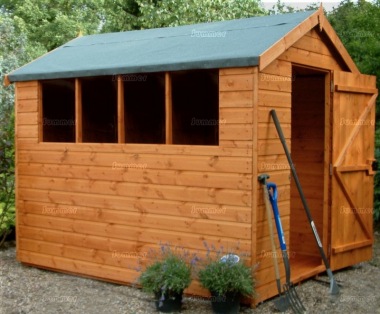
[8,10,316,82]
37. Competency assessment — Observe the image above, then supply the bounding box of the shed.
[5,7,378,304]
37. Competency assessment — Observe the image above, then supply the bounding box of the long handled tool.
[270,109,340,296]
[267,182,306,314]
[258,174,289,312]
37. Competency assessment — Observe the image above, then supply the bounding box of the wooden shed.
[5,7,378,304]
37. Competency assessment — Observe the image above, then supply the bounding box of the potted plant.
[198,250,256,314]
[138,244,194,312]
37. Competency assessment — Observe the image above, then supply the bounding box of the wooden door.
[330,71,378,270]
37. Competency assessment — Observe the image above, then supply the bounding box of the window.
[171,70,219,145]
[81,76,117,143]
[40,70,219,145]
[123,73,165,144]
[41,79,75,142]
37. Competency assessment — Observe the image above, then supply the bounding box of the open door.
[331,71,378,270]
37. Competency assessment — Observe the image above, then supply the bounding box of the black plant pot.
[210,291,240,314]
[154,290,183,312]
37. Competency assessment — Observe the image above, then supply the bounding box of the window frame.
[39,70,220,146]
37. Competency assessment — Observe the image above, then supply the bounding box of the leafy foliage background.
[0,0,379,242]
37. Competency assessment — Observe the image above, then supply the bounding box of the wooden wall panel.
[18,175,251,207]
[17,125,38,138]
[16,99,38,113]
[18,142,251,157]
[19,201,251,239]
[18,150,251,174]
[219,68,254,153]
[18,213,251,254]
[19,189,252,224]
[18,112,38,125]
[15,81,39,143]
[15,68,255,304]
[220,91,253,108]
[277,29,345,72]
[219,124,253,141]
[18,250,138,285]
[279,47,342,70]
[258,75,292,92]
[258,90,291,108]
[219,140,252,149]
[219,108,253,124]
[16,83,39,100]
[220,74,254,92]
[255,59,292,304]
[18,163,252,190]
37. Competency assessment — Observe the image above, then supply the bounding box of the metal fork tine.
[291,285,306,312]
[287,293,303,314]
[285,288,299,313]
[290,291,305,313]
[284,283,306,314]
[287,284,305,312]
[290,292,305,313]
[284,284,300,313]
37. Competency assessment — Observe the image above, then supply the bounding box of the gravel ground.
[1,226,379,314]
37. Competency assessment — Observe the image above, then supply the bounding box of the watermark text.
[191,205,226,215]
[112,162,148,170]
[191,29,227,38]
[260,162,292,171]
[260,74,296,82]
[112,74,147,82]
[260,250,296,259]
[340,118,374,126]
[340,206,372,215]
[43,118,75,126]
[42,206,78,215]
[187,295,227,303]
[112,251,147,259]
[191,118,226,126]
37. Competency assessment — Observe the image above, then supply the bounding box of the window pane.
[41,79,75,142]
[82,76,117,143]
[171,70,219,145]
[123,73,165,144]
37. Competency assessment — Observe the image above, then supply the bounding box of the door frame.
[291,64,331,260]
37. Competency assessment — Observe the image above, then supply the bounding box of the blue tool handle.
[267,182,287,251]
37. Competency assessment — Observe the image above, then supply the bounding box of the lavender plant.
[138,243,199,308]
[198,242,256,298]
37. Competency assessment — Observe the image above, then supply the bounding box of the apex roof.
[5,7,358,84]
